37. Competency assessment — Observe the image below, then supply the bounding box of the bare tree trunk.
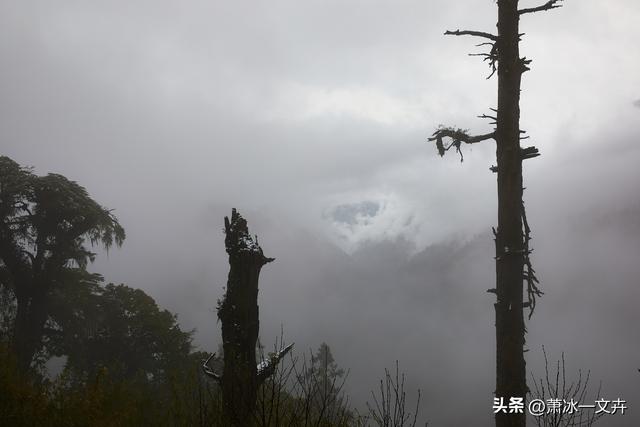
[494,2,526,426]
[217,209,274,426]
[428,1,562,425]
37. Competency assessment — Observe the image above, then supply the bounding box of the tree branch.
[257,342,294,385]
[519,0,563,15]
[478,113,497,124]
[469,40,499,79]
[522,200,543,319]
[428,127,495,161]
[202,353,222,383]
[521,146,540,160]
[444,29,498,41]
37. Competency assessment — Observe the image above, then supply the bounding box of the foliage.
[0,285,16,338]
[54,282,194,385]
[0,158,428,426]
[0,156,125,272]
[0,155,125,371]
[0,342,222,427]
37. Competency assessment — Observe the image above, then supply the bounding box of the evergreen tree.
[0,156,125,373]
[53,283,193,384]
[300,343,349,423]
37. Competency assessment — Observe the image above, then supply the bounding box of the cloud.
[1,1,640,425]
[265,83,429,127]
[327,200,381,226]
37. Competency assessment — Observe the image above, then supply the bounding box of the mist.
[1,0,639,425]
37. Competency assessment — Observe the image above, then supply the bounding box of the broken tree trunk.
[218,208,273,425]
[202,209,293,426]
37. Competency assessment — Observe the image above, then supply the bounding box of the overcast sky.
[1,1,639,425]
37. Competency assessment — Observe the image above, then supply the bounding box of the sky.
[1,1,640,425]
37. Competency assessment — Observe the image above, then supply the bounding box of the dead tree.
[202,209,292,426]
[428,1,562,426]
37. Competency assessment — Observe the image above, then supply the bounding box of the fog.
[1,1,639,425]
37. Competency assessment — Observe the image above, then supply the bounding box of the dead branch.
[202,353,222,383]
[522,200,543,319]
[478,113,497,124]
[444,29,498,41]
[257,342,295,384]
[469,41,499,79]
[519,0,563,15]
[521,146,541,160]
[520,56,533,73]
[428,127,495,161]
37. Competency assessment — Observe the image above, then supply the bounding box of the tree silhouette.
[530,347,603,427]
[0,156,125,373]
[54,283,193,384]
[366,361,423,427]
[428,1,563,426]
[202,209,292,426]
[299,343,349,423]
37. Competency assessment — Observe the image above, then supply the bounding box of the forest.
[0,155,420,426]
[1,0,640,426]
